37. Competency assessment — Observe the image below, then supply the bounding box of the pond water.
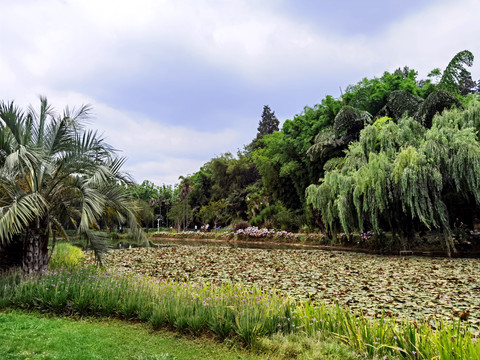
[89,244,480,328]
[145,237,480,258]
[149,238,326,251]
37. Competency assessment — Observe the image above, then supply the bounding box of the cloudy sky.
[1,0,479,185]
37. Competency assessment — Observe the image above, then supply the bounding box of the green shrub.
[249,202,301,232]
[109,232,120,240]
[49,243,84,269]
[273,204,298,231]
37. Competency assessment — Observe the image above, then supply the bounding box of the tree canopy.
[148,50,480,254]
[0,98,147,273]
[257,105,280,139]
[306,100,480,255]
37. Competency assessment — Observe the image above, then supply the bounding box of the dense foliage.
[306,102,480,254]
[127,180,176,229]
[0,98,146,273]
[142,51,479,253]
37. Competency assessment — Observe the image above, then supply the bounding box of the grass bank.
[1,267,479,359]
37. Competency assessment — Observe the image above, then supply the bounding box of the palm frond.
[28,96,56,147]
[78,185,107,233]
[79,228,110,266]
[0,192,48,244]
[0,101,28,146]
[49,216,70,242]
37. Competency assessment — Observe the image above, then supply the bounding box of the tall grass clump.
[49,243,84,269]
[0,267,479,358]
[0,267,290,346]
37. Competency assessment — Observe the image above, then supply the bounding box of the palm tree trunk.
[185,198,188,231]
[22,223,49,275]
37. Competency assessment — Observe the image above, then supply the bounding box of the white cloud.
[94,100,253,185]
[1,87,251,185]
[92,102,244,157]
[370,0,480,79]
[1,0,479,186]
[2,0,479,88]
[126,158,206,186]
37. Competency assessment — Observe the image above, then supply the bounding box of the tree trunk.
[22,225,49,275]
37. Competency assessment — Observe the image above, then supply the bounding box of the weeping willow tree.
[306,100,480,255]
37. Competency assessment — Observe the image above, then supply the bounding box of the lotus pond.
[83,243,480,331]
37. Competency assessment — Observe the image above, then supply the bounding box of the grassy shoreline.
[1,266,479,359]
[0,309,265,360]
[83,246,480,329]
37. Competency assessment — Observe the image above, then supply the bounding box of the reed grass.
[1,267,479,359]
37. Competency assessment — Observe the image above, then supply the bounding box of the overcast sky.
[1,0,479,185]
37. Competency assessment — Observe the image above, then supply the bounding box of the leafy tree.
[427,68,442,83]
[343,68,428,117]
[246,105,280,151]
[0,98,147,274]
[415,91,461,128]
[306,101,480,255]
[167,200,191,232]
[438,50,474,95]
[128,180,159,202]
[253,99,343,216]
[376,90,424,120]
[188,168,213,209]
[250,201,299,231]
[188,152,258,223]
[252,132,298,209]
[127,181,175,229]
[307,106,371,167]
[198,200,228,230]
[458,70,479,96]
[245,182,269,218]
[333,106,371,138]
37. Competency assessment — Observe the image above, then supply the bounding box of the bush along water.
[48,243,84,269]
[151,226,327,243]
[1,267,479,359]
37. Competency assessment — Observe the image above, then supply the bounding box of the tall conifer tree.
[256,105,279,140]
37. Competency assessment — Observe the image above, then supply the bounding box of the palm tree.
[0,97,147,274]
[178,176,193,231]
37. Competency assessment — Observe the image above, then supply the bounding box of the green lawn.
[0,310,263,360]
